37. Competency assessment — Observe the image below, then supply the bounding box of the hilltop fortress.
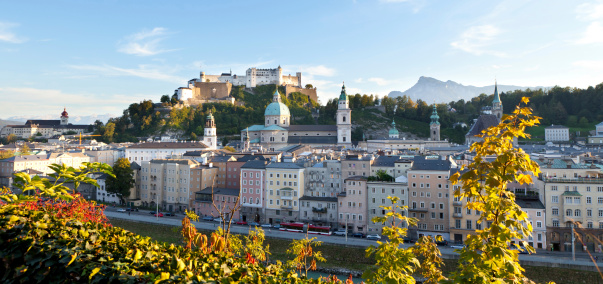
[176,66,318,105]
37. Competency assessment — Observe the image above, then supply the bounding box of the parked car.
[351,232,365,238]
[202,216,214,221]
[261,223,272,228]
[510,245,528,254]
[366,234,382,240]
[117,208,126,213]
[154,213,164,217]
[450,244,466,249]
[164,212,175,216]
[272,224,281,229]
[213,217,224,223]
[333,229,347,236]
[435,239,449,246]
[149,211,160,215]
[235,221,248,225]
[248,222,260,227]
[126,208,138,212]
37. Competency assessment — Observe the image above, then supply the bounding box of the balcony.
[409,207,428,212]
[312,207,327,213]
[453,213,463,218]
[281,205,293,210]
[541,177,603,184]
[453,200,462,206]
[280,195,293,200]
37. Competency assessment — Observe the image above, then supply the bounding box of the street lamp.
[156,193,159,220]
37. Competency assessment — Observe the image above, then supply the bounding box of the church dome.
[339,83,348,101]
[264,101,290,116]
[264,89,290,116]
[61,108,68,117]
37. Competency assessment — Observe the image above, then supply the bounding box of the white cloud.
[299,65,336,77]
[354,78,364,83]
[367,77,396,86]
[69,64,185,84]
[117,27,175,56]
[0,87,149,119]
[576,21,603,44]
[576,1,603,21]
[0,22,26,43]
[450,25,506,57]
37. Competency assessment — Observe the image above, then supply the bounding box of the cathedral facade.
[240,84,353,151]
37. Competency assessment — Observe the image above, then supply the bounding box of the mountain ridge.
[388,76,548,103]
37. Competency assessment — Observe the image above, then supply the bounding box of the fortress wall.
[192,82,232,99]
[285,86,319,103]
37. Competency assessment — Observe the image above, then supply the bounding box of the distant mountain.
[388,76,546,103]
[0,119,25,128]
[5,114,115,125]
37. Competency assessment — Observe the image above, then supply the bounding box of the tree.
[287,235,326,277]
[190,132,198,141]
[20,144,31,156]
[223,146,236,152]
[305,84,313,89]
[6,134,17,144]
[102,122,115,143]
[106,158,135,204]
[449,97,541,283]
[222,136,229,146]
[0,150,15,160]
[160,94,170,103]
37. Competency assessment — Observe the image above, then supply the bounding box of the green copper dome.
[339,83,348,101]
[389,120,399,135]
[430,105,440,125]
[264,89,291,116]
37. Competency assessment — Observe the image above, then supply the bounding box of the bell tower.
[203,111,217,149]
[336,83,352,146]
[430,104,440,141]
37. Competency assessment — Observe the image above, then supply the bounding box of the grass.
[110,218,603,284]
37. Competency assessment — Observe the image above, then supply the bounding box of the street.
[104,207,601,270]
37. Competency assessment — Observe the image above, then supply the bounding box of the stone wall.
[284,86,319,103]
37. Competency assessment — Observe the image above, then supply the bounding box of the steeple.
[491,79,503,121]
[430,104,440,141]
[339,82,348,101]
[430,105,440,125]
[273,87,282,103]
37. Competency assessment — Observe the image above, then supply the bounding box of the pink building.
[193,187,240,221]
[338,176,369,234]
[240,160,268,223]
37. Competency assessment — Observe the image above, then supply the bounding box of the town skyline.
[1,0,602,119]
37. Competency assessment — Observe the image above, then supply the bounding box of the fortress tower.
[336,83,352,146]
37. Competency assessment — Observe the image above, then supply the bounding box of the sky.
[1,0,602,121]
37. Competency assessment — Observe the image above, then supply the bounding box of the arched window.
[243,197,247,203]
[274,119,277,124]
[256,198,259,204]
[575,209,581,217]
[566,209,572,216]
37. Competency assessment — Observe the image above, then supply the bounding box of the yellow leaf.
[67,253,78,266]
[134,249,142,261]
[89,267,101,279]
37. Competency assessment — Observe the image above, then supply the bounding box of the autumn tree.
[106,158,135,204]
[449,97,541,283]
[0,150,14,160]
[20,144,31,156]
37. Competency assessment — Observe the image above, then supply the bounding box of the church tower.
[60,107,69,125]
[336,83,352,146]
[430,104,440,141]
[388,120,399,139]
[203,111,217,149]
[492,80,503,121]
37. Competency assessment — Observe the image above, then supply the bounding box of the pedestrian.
[128,211,131,216]
[595,256,599,262]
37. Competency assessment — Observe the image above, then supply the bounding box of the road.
[104,207,601,269]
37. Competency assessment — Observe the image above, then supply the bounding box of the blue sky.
[1,0,602,120]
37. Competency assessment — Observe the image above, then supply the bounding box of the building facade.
[264,163,305,224]
[338,176,369,233]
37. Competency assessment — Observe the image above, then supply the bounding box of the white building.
[545,125,570,142]
[203,112,218,150]
[125,142,209,163]
[196,66,302,88]
[140,159,200,212]
[1,108,90,139]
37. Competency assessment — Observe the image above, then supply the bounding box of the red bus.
[279,222,304,232]
[308,224,331,235]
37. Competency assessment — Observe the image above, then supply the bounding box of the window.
[551,186,558,191]
[552,196,559,203]
[455,219,461,228]
[566,209,572,216]
[553,220,559,227]
[575,209,581,217]
[466,220,472,230]
[587,197,592,204]
[536,221,542,228]
[588,209,592,217]
[536,211,542,217]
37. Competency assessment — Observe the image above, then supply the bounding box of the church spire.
[273,86,282,103]
[493,79,501,104]
[430,104,440,125]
